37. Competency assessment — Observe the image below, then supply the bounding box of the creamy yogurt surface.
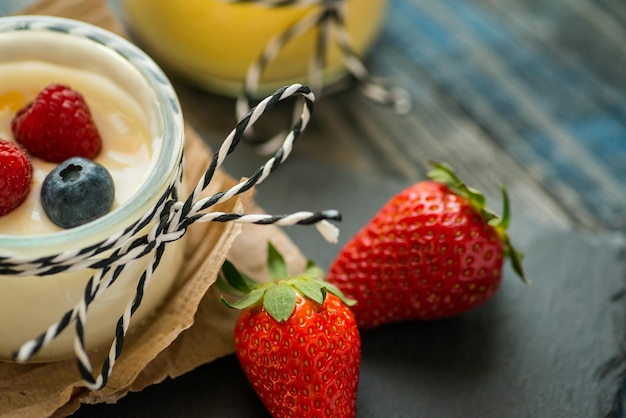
[0,18,187,363]
[0,61,153,235]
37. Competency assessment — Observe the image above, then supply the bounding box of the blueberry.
[41,157,115,229]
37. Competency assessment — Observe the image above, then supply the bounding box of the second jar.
[116,0,389,96]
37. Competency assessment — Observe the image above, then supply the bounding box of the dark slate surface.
[73,158,626,418]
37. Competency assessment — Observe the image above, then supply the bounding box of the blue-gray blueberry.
[41,157,115,229]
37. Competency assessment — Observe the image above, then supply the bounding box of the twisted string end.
[316,219,340,243]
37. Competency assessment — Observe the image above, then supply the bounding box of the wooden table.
[163,0,626,232]
[3,1,626,417]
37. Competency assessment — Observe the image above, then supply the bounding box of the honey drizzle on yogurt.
[0,61,153,235]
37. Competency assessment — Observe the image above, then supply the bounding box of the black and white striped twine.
[232,0,411,151]
[6,84,340,390]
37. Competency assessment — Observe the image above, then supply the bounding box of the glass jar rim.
[0,15,184,251]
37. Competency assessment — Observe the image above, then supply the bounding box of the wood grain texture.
[10,0,625,231]
[174,0,626,233]
[373,0,626,230]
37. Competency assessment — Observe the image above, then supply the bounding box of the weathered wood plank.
[380,0,626,230]
[174,11,577,231]
[596,0,626,25]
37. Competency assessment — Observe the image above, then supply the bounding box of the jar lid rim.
[0,15,184,251]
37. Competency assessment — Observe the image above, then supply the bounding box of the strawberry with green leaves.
[220,243,361,418]
[326,162,527,328]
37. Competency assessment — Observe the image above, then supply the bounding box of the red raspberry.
[11,84,102,163]
[0,139,32,216]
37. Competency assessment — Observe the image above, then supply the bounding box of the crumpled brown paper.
[0,2,307,416]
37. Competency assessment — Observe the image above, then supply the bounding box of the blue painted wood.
[382,0,626,230]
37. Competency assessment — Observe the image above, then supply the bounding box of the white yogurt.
[0,17,186,362]
[0,61,153,234]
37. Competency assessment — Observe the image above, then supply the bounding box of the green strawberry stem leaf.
[263,283,297,322]
[502,234,528,284]
[490,184,511,230]
[220,242,357,322]
[291,278,325,304]
[491,186,529,283]
[267,242,288,281]
[428,161,529,284]
[221,286,267,310]
[217,259,256,295]
[428,161,497,222]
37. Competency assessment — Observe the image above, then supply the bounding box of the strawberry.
[11,84,101,163]
[326,162,527,328]
[220,243,361,418]
[0,139,32,216]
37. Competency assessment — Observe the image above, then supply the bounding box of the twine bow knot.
[233,0,411,150]
[9,84,340,390]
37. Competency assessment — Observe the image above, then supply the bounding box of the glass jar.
[0,16,185,362]
[113,0,389,96]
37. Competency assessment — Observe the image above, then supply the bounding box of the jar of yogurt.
[0,16,185,364]
[112,0,389,96]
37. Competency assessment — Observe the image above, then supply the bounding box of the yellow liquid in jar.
[121,0,389,95]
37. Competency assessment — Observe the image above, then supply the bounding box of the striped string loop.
[9,84,340,390]
[232,0,411,149]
